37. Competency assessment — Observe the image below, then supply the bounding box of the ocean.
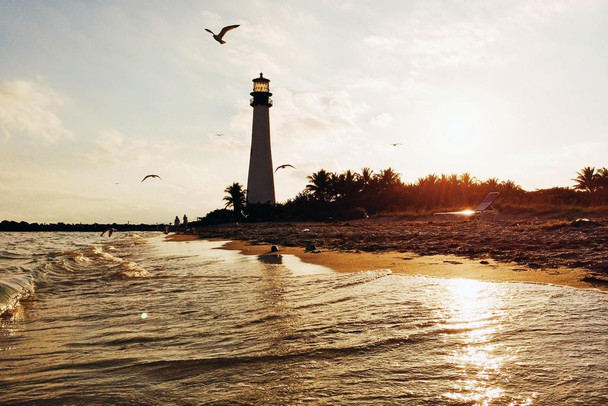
[1,232,607,405]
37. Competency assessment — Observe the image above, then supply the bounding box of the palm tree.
[447,173,460,187]
[306,169,333,202]
[596,167,608,190]
[500,180,522,192]
[417,174,438,187]
[333,170,358,199]
[223,182,246,220]
[360,167,374,187]
[459,172,477,189]
[572,166,598,194]
[376,167,401,189]
[483,177,500,190]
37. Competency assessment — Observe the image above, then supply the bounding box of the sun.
[438,106,480,147]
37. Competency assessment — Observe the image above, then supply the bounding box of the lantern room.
[253,72,270,92]
[250,73,273,107]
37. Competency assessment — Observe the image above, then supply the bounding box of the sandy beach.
[168,216,608,291]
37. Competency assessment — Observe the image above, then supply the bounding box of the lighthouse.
[246,73,275,205]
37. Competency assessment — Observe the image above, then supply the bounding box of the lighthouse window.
[253,82,269,92]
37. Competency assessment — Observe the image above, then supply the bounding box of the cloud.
[370,113,393,128]
[78,129,180,166]
[0,80,74,142]
[519,0,578,20]
[273,88,366,135]
[227,87,367,150]
[0,170,28,185]
[363,35,404,51]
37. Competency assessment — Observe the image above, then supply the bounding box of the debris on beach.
[195,217,608,278]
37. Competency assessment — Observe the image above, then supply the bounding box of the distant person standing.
[183,214,188,230]
[174,216,180,229]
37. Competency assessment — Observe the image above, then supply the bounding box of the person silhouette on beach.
[174,216,180,228]
[183,214,188,230]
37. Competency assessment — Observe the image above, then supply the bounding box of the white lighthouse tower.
[246,73,275,205]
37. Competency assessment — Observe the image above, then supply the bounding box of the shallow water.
[1,232,607,405]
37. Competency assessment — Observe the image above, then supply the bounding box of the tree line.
[204,166,608,223]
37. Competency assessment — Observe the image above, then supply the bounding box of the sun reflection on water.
[440,278,510,405]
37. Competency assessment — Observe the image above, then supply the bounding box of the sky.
[1,0,607,223]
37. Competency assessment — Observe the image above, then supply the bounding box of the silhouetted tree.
[376,167,401,189]
[483,177,500,190]
[593,167,608,204]
[459,173,477,189]
[223,182,246,221]
[598,167,608,185]
[572,166,599,194]
[360,167,374,188]
[333,170,358,200]
[306,169,333,202]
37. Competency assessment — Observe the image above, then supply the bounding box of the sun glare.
[442,114,475,145]
[459,209,476,215]
[434,98,483,144]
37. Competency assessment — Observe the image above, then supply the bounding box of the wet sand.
[167,216,608,290]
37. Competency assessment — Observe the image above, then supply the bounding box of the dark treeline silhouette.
[203,166,608,224]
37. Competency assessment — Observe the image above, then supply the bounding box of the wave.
[1,235,152,315]
[109,261,149,279]
[119,334,419,379]
[331,269,393,290]
[48,244,149,279]
[0,272,34,316]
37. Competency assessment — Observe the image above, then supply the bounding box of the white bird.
[101,228,117,237]
[141,174,162,183]
[275,164,296,172]
[205,25,240,44]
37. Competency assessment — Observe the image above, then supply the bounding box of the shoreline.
[165,233,601,291]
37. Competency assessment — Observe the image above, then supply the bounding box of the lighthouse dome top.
[252,73,270,92]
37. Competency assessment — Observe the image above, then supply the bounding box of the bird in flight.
[101,228,117,237]
[205,25,240,44]
[141,174,162,183]
[275,164,296,172]
[390,143,403,147]
[215,133,223,136]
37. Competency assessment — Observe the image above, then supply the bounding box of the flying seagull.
[205,25,240,44]
[275,164,296,172]
[101,228,117,237]
[141,174,162,183]
[390,143,403,147]
[215,133,223,136]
